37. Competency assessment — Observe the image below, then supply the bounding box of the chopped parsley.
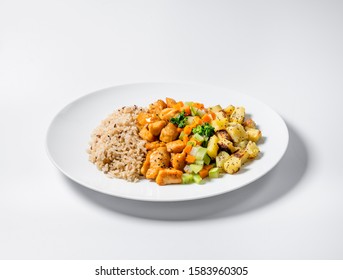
[192,123,215,138]
[170,111,187,128]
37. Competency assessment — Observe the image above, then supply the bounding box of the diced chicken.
[148,120,167,136]
[158,108,179,121]
[171,152,186,171]
[145,147,170,180]
[136,112,160,129]
[148,99,167,114]
[159,123,179,143]
[140,151,152,176]
[166,97,177,108]
[145,141,166,150]
[149,147,170,168]
[155,169,183,186]
[166,140,186,153]
[139,125,156,142]
[146,167,161,179]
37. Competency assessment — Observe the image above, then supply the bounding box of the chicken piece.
[148,99,167,114]
[145,167,161,179]
[159,123,179,143]
[137,112,160,129]
[140,151,152,176]
[156,169,183,186]
[148,120,167,136]
[158,108,179,121]
[145,141,166,151]
[145,147,170,179]
[171,152,186,171]
[166,140,186,153]
[139,125,156,142]
[166,97,177,108]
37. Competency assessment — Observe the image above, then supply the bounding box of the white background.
[1,0,343,259]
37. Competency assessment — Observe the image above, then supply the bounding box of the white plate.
[46,83,288,202]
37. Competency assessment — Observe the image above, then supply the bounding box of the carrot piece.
[183,135,189,145]
[183,106,191,115]
[193,102,204,109]
[186,155,196,164]
[184,125,193,135]
[183,145,192,154]
[193,116,203,125]
[210,111,216,120]
[202,114,211,123]
[189,137,201,146]
[199,165,214,178]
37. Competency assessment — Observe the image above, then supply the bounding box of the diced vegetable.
[243,118,256,128]
[183,144,192,154]
[246,141,260,158]
[193,174,203,184]
[186,154,196,164]
[207,135,219,158]
[214,110,227,121]
[197,109,206,117]
[245,127,262,142]
[235,140,248,149]
[203,154,211,165]
[189,146,200,156]
[179,131,186,140]
[217,138,236,153]
[186,140,196,146]
[210,105,222,112]
[198,164,213,178]
[186,116,195,125]
[182,173,194,184]
[229,107,245,124]
[193,133,205,143]
[211,119,229,131]
[215,151,230,171]
[189,164,203,174]
[227,123,248,143]
[183,165,192,174]
[195,147,208,161]
[224,105,235,115]
[190,106,196,116]
[184,106,192,116]
[233,149,249,164]
[209,167,220,178]
[224,156,241,174]
[184,125,193,135]
[202,114,212,123]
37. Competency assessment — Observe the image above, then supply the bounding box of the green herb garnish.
[192,123,215,138]
[170,111,187,128]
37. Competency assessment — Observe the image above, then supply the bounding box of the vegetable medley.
[137,98,262,185]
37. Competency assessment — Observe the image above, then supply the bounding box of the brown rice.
[88,105,147,182]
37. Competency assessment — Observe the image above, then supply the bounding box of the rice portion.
[88,105,147,182]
